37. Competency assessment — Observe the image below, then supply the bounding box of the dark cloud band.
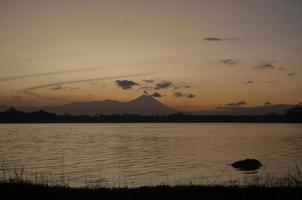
[115,80,139,90]
[151,92,162,98]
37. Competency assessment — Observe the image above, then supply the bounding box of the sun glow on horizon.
[0,0,301,111]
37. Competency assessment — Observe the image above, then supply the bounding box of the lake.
[0,123,301,187]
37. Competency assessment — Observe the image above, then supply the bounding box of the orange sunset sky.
[0,0,301,111]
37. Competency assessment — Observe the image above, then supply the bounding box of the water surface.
[0,123,301,187]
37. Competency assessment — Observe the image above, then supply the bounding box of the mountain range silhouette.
[14,95,178,116]
[0,95,295,116]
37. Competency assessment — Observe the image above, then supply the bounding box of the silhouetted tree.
[285,105,302,122]
[0,107,300,123]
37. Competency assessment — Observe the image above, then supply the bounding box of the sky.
[0,0,301,111]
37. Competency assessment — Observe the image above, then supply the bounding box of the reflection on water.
[0,123,302,187]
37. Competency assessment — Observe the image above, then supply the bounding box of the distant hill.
[189,104,293,116]
[16,95,179,116]
[2,96,295,116]
[1,105,302,123]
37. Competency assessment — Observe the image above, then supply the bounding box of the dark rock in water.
[231,159,262,171]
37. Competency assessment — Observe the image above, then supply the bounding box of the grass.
[1,181,302,200]
[1,162,302,199]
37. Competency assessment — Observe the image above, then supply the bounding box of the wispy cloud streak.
[287,73,295,76]
[23,91,65,101]
[221,59,238,65]
[20,73,151,92]
[255,60,276,70]
[0,67,99,82]
[203,37,238,41]
[0,52,84,64]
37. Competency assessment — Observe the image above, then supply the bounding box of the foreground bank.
[1,182,301,200]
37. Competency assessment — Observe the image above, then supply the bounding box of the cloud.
[115,80,139,90]
[265,80,275,84]
[216,100,247,110]
[173,92,195,99]
[0,52,84,64]
[151,92,162,98]
[65,86,79,90]
[0,67,100,82]
[255,60,276,70]
[154,81,191,90]
[173,92,183,97]
[221,59,238,65]
[50,85,79,91]
[287,73,295,76]
[50,85,64,90]
[245,81,254,84]
[264,101,271,106]
[155,81,173,90]
[203,37,238,41]
[226,100,247,107]
[187,94,195,98]
[140,86,154,90]
[204,37,222,41]
[174,84,191,90]
[143,79,155,83]
[143,80,191,91]
[23,91,64,101]
[20,73,150,93]
[20,74,148,101]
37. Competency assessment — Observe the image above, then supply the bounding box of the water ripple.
[0,123,302,187]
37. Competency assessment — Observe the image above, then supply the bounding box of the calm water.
[0,123,302,187]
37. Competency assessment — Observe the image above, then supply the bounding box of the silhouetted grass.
[1,162,302,199]
[1,181,301,200]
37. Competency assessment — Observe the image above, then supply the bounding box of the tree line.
[0,106,301,123]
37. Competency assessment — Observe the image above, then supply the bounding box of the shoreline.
[1,107,301,123]
[1,181,301,200]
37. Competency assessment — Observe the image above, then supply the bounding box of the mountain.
[17,95,179,116]
[2,96,295,116]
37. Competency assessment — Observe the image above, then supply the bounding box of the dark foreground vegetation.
[1,181,301,200]
[0,105,301,123]
[1,163,302,200]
